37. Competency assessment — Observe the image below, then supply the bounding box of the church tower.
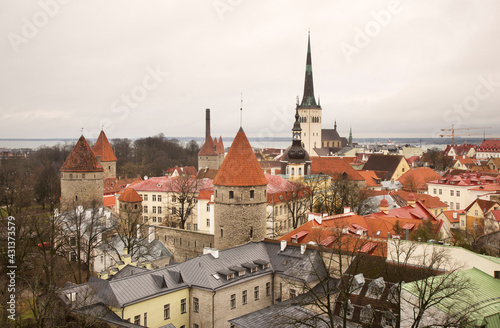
[93,130,117,179]
[213,128,268,250]
[60,135,104,211]
[280,108,311,179]
[297,32,322,156]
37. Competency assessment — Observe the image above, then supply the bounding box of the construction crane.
[440,125,491,145]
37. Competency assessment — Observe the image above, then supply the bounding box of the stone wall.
[102,160,116,179]
[198,155,219,170]
[214,185,267,250]
[60,171,104,211]
[154,226,214,262]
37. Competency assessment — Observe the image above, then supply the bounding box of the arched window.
[291,167,295,176]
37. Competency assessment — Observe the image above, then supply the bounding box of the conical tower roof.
[299,32,320,109]
[118,188,143,203]
[214,128,267,186]
[93,130,117,162]
[198,136,218,156]
[60,136,103,172]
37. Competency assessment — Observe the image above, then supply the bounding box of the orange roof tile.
[60,136,104,172]
[397,167,441,191]
[391,190,447,209]
[103,195,116,208]
[310,157,365,181]
[198,136,218,156]
[213,128,267,187]
[358,170,382,187]
[93,130,117,162]
[118,188,143,203]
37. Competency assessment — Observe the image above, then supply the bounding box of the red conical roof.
[118,188,143,203]
[198,136,218,156]
[60,136,104,172]
[214,128,267,187]
[93,130,117,162]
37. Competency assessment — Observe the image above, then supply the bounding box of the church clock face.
[293,132,300,140]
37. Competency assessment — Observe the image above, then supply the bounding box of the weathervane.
[240,92,243,128]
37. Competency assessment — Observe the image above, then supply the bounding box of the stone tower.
[280,107,311,179]
[60,135,104,211]
[213,127,268,250]
[93,130,117,179]
[198,108,223,170]
[117,187,143,215]
[297,32,322,155]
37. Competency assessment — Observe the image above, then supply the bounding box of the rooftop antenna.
[240,92,243,128]
[81,127,84,136]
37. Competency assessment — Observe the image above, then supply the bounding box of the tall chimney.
[205,108,211,140]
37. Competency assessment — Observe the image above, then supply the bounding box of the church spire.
[349,126,353,145]
[299,31,319,108]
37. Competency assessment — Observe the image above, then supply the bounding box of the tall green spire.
[299,32,320,108]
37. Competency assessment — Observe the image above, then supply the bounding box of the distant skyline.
[1,1,500,142]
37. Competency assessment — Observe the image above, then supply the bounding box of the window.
[69,173,73,179]
[250,190,254,199]
[266,282,271,296]
[158,195,162,202]
[450,202,454,210]
[230,294,237,309]
[134,315,140,325]
[206,218,210,227]
[164,304,170,319]
[172,196,176,202]
[152,195,157,202]
[158,207,162,214]
[143,313,147,326]
[193,297,199,313]
[439,189,442,195]
[187,223,191,230]
[229,191,234,199]
[289,288,296,298]
[194,224,198,231]
[158,216,162,223]
[143,206,148,213]
[450,190,454,196]
[474,221,478,229]
[69,236,76,246]
[254,286,260,300]
[82,174,85,179]
[153,206,157,213]
[172,207,176,215]
[70,252,77,262]
[144,194,148,201]
[456,203,460,210]
[220,227,224,238]
[143,216,148,222]
[180,298,186,314]
[475,210,479,216]
[206,203,210,212]
[433,188,437,194]
[457,190,460,197]
[249,226,253,238]
[242,290,247,305]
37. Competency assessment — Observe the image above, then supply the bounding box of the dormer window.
[351,273,365,294]
[227,273,235,280]
[367,277,385,299]
[361,304,373,323]
[339,300,354,319]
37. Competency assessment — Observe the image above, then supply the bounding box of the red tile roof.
[397,168,441,191]
[440,210,462,223]
[165,166,197,177]
[93,130,117,162]
[213,128,267,187]
[103,195,116,208]
[478,139,500,151]
[131,176,214,193]
[391,190,448,209]
[310,157,365,181]
[60,136,104,172]
[443,144,476,156]
[490,210,500,222]
[198,136,218,156]
[118,188,143,203]
[358,170,382,187]
[359,241,378,254]
[214,137,225,154]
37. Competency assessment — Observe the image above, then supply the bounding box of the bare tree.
[166,175,199,229]
[283,181,310,230]
[58,202,113,283]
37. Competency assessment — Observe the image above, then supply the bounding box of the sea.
[0,137,485,151]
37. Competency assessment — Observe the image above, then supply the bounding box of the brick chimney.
[206,108,211,140]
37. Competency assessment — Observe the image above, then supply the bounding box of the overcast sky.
[1,0,499,142]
